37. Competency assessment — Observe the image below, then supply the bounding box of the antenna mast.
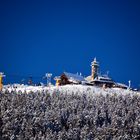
[128,80,131,89]
[45,73,52,86]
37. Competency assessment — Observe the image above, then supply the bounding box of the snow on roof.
[92,75,114,84]
[85,76,92,81]
[98,75,112,80]
[64,72,86,82]
[94,80,114,84]
[116,83,128,88]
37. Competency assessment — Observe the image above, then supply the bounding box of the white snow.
[2,84,140,96]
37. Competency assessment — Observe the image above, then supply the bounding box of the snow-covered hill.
[1,84,140,139]
[3,84,140,96]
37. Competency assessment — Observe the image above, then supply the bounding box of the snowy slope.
[2,84,140,96]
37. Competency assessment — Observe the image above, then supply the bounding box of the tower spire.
[91,58,99,80]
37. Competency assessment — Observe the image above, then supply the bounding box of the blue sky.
[0,0,140,87]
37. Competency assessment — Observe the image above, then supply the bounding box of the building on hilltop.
[91,75,115,88]
[115,83,128,89]
[54,58,129,89]
[86,58,115,88]
[54,72,86,86]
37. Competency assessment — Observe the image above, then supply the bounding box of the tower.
[91,58,99,80]
[0,72,6,91]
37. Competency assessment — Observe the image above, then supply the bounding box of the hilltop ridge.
[2,84,140,96]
